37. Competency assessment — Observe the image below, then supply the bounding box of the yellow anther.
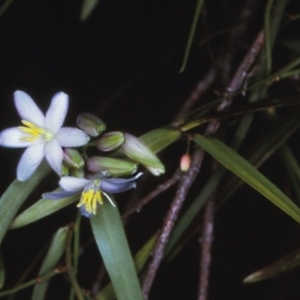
[77,180,104,215]
[18,120,54,142]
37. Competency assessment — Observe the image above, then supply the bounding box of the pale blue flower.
[43,172,143,217]
[0,91,90,181]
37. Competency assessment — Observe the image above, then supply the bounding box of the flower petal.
[43,190,77,200]
[17,144,45,181]
[14,91,45,127]
[59,176,90,192]
[56,127,90,147]
[44,139,63,175]
[45,92,69,133]
[0,127,40,147]
[100,172,143,193]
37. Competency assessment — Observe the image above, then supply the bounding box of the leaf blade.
[194,134,300,223]
[90,197,143,300]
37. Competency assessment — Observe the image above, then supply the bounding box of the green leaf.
[0,0,14,18]
[0,161,51,245]
[281,39,300,55]
[264,0,274,75]
[80,0,99,22]
[96,233,158,300]
[179,0,205,72]
[32,227,68,300]
[194,134,300,223]
[90,196,143,300]
[243,248,300,283]
[139,126,181,154]
[219,110,300,206]
[10,191,79,229]
[279,145,300,205]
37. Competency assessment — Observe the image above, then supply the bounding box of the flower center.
[77,180,103,215]
[19,120,54,142]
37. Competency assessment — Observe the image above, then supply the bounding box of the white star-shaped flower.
[0,91,90,181]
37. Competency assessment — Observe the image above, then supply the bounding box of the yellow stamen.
[19,120,54,142]
[77,180,104,215]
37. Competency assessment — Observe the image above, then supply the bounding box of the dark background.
[1,0,300,299]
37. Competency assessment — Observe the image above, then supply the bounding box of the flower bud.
[70,168,85,178]
[77,113,106,137]
[180,154,191,172]
[97,131,125,152]
[120,133,165,176]
[63,149,85,169]
[88,156,137,176]
[61,163,69,176]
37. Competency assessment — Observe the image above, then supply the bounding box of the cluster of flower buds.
[0,91,165,217]
[77,113,165,177]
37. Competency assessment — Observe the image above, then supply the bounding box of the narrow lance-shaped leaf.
[0,161,51,245]
[80,0,99,22]
[243,248,300,283]
[90,195,143,300]
[219,110,300,206]
[179,0,205,72]
[32,227,68,300]
[10,191,79,229]
[96,233,158,300]
[139,126,181,154]
[193,134,300,223]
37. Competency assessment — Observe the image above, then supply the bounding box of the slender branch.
[0,268,65,297]
[197,195,216,300]
[222,29,264,107]
[173,67,216,124]
[218,0,259,87]
[142,148,204,299]
[122,168,181,220]
[205,29,264,134]
[91,266,107,296]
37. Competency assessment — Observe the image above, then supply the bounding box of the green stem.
[69,213,81,300]
[65,228,84,300]
[0,269,61,297]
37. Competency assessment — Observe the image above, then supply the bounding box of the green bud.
[120,133,165,176]
[97,131,125,152]
[63,149,85,169]
[88,156,137,176]
[70,168,85,178]
[61,163,69,176]
[77,113,106,137]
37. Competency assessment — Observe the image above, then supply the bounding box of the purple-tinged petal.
[43,190,78,200]
[79,205,92,218]
[59,176,90,192]
[44,139,63,175]
[56,127,90,147]
[17,144,45,181]
[0,127,41,147]
[100,172,143,193]
[14,91,45,127]
[45,92,69,133]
